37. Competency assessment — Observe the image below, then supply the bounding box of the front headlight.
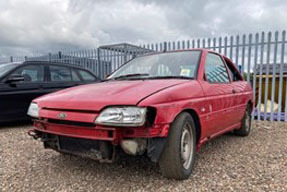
[95,107,147,127]
[27,103,39,118]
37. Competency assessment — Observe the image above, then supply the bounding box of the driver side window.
[11,65,44,83]
[205,53,230,83]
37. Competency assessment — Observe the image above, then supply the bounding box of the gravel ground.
[0,121,286,192]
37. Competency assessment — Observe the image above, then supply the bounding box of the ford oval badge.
[58,113,67,119]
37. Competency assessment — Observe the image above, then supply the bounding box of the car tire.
[159,112,196,180]
[234,105,252,136]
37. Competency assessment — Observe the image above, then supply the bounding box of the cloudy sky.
[0,0,287,56]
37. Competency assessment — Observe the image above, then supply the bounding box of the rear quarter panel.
[238,81,253,115]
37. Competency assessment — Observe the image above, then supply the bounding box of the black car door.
[0,64,46,121]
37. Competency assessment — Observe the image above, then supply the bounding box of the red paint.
[31,49,253,150]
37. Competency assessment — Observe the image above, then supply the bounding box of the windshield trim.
[108,50,203,80]
[103,75,195,82]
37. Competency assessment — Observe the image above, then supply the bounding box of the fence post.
[263,32,272,121]
[278,30,286,121]
[24,56,28,61]
[10,56,13,62]
[257,32,265,120]
[124,44,128,63]
[252,33,259,120]
[97,48,102,78]
[48,53,52,62]
[270,31,279,121]
[163,42,167,52]
[58,51,62,63]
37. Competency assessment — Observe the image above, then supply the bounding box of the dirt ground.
[0,121,286,192]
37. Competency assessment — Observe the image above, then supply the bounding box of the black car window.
[11,65,44,82]
[77,69,96,81]
[72,69,81,81]
[205,53,230,83]
[49,66,72,82]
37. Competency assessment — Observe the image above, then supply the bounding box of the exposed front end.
[28,104,168,163]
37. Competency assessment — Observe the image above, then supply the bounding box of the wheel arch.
[179,108,201,144]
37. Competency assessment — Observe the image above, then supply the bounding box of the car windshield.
[0,63,21,78]
[108,51,201,80]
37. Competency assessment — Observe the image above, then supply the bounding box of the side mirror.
[105,74,111,79]
[5,75,25,84]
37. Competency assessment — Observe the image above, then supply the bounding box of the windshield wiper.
[145,76,194,80]
[112,73,150,80]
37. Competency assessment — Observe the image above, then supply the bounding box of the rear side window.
[224,58,242,81]
[11,65,44,82]
[49,66,71,82]
[77,69,96,81]
[205,53,230,83]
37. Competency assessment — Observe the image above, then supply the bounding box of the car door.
[43,65,79,93]
[200,53,238,135]
[0,64,46,121]
[224,57,246,122]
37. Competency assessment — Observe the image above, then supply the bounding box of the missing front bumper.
[39,132,116,163]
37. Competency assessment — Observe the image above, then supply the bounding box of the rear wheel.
[234,105,251,136]
[159,112,196,180]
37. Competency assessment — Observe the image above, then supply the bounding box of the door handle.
[232,89,238,94]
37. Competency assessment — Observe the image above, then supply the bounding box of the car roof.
[0,62,23,66]
[140,48,223,57]
[0,61,98,78]
[22,61,90,70]
[139,48,234,63]
[1,61,91,71]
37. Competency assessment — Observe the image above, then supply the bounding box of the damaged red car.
[28,49,253,180]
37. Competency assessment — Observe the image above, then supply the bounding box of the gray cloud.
[0,0,286,56]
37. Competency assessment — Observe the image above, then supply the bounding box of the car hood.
[35,79,190,111]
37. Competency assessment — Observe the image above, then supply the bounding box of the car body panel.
[35,79,191,111]
[0,82,48,121]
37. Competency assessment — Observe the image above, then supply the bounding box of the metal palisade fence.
[142,31,287,122]
[0,43,153,79]
[0,31,287,122]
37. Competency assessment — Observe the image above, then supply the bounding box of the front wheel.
[234,105,252,136]
[159,112,196,180]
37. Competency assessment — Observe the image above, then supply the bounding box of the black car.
[0,61,100,123]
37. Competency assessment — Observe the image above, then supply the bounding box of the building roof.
[99,43,154,54]
[255,63,287,74]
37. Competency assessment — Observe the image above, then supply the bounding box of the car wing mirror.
[5,75,25,84]
[105,74,111,79]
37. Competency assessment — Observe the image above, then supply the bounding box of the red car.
[28,49,253,180]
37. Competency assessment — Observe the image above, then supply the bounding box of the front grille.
[47,119,95,127]
[42,107,98,114]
